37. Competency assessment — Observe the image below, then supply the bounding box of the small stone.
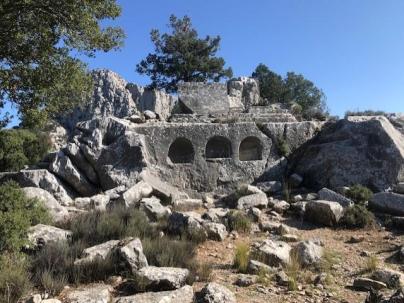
[234,274,257,287]
[353,277,387,290]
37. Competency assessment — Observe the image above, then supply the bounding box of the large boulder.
[74,240,120,265]
[196,283,236,303]
[115,286,194,303]
[369,192,404,215]
[135,266,189,291]
[22,187,69,222]
[64,284,113,303]
[251,239,291,267]
[12,169,74,205]
[119,181,153,207]
[304,200,344,227]
[318,187,353,208]
[236,192,268,210]
[289,116,404,191]
[49,151,98,197]
[291,239,324,267]
[139,197,171,221]
[117,238,148,274]
[28,224,71,248]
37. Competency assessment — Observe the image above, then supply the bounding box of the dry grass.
[233,242,250,273]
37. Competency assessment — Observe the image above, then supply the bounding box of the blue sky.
[6,0,404,126]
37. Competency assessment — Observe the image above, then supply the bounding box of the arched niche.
[205,136,232,159]
[239,136,263,161]
[168,138,194,163]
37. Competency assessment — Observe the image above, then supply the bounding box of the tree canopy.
[137,15,233,93]
[0,0,125,128]
[252,63,328,120]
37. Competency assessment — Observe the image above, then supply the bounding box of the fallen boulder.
[196,282,236,303]
[251,239,291,267]
[318,187,353,207]
[135,266,189,291]
[369,192,404,215]
[304,200,344,227]
[115,285,194,303]
[291,239,324,267]
[28,224,72,248]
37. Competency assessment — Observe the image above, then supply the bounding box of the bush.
[277,136,291,157]
[0,254,31,303]
[341,204,376,229]
[0,181,50,253]
[65,207,158,247]
[345,184,373,204]
[233,242,250,273]
[0,129,51,172]
[227,211,251,233]
[363,255,379,274]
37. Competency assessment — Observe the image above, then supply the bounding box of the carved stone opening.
[239,136,262,161]
[206,136,232,159]
[168,138,194,163]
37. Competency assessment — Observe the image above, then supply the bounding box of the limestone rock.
[75,194,110,211]
[228,77,260,110]
[49,151,98,197]
[115,286,194,303]
[22,187,69,222]
[317,187,353,207]
[64,284,113,303]
[269,199,290,213]
[353,277,386,291]
[14,169,74,205]
[394,182,404,194]
[236,193,268,210]
[292,239,324,267]
[370,192,404,215]
[75,240,120,265]
[255,181,282,194]
[251,239,291,267]
[202,208,229,224]
[202,222,228,241]
[304,200,344,227]
[63,143,99,185]
[234,274,257,287]
[135,266,189,291]
[196,282,236,303]
[139,197,171,221]
[143,110,157,120]
[247,259,274,275]
[289,116,404,191]
[28,224,71,248]
[117,238,148,274]
[168,211,206,238]
[372,269,404,289]
[119,181,153,207]
[173,198,203,211]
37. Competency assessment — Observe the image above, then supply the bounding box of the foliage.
[252,64,328,120]
[363,255,379,274]
[0,181,50,253]
[65,207,158,247]
[345,184,373,204]
[0,129,51,171]
[0,253,31,303]
[285,250,301,291]
[233,242,250,273]
[277,136,291,157]
[227,210,251,233]
[0,0,125,127]
[341,204,376,229]
[137,15,232,93]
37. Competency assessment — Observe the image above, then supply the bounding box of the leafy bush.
[0,254,31,303]
[277,136,291,157]
[0,181,50,253]
[227,211,251,233]
[233,242,250,273]
[65,207,158,247]
[341,204,376,229]
[0,129,51,172]
[345,185,373,204]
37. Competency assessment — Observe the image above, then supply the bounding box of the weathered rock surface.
[353,277,387,291]
[64,284,113,303]
[292,239,324,267]
[28,224,71,248]
[236,192,268,210]
[49,151,98,197]
[117,238,148,274]
[119,181,153,207]
[372,269,404,289]
[196,282,237,303]
[135,266,189,291]
[75,194,110,211]
[12,169,74,205]
[369,192,404,215]
[75,240,120,265]
[394,182,404,194]
[202,222,228,241]
[247,259,274,275]
[318,187,353,207]
[251,239,291,267]
[304,200,344,226]
[139,197,171,221]
[289,116,404,191]
[22,187,69,222]
[115,285,194,303]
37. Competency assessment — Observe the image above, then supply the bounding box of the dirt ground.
[193,215,404,303]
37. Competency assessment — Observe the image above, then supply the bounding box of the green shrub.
[277,136,291,157]
[345,184,373,204]
[0,254,31,303]
[233,242,250,273]
[227,211,251,233]
[341,204,376,229]
[0,181,50,253]
[66,207,158,246]
[0,129,51,172]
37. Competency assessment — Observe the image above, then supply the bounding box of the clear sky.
[6,0,404,126]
